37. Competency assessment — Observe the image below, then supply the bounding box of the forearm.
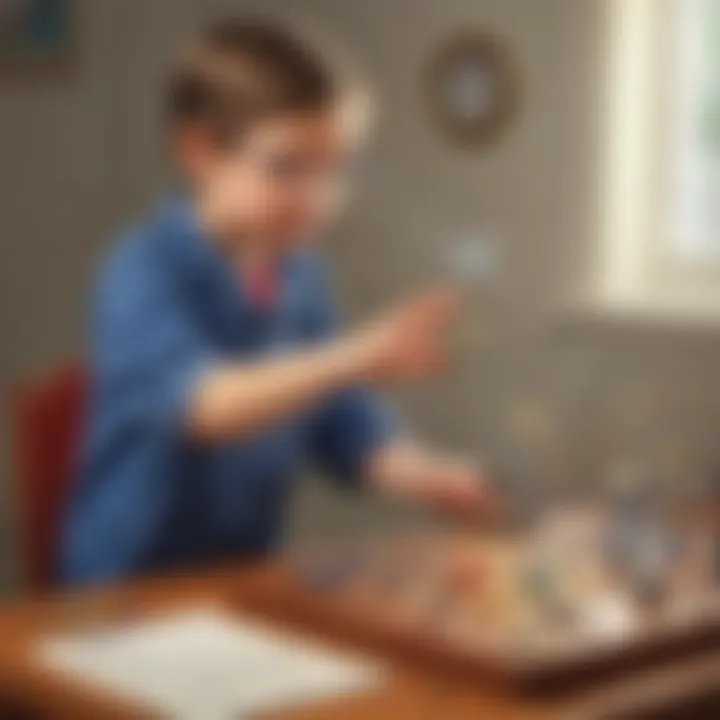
[189,338,367,442]
[187,283,457,443]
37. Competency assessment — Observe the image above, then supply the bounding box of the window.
[674,0,720,258]
[595,0,720,316]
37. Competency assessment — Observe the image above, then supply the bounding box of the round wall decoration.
[425,31,521,148]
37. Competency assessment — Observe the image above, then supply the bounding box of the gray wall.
[0,0,137,592]
[1,0,719,593]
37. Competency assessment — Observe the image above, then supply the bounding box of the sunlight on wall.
[596,0,657,307]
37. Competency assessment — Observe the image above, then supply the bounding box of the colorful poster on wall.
[0,0,75,75]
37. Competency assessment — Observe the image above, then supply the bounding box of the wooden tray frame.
[240,568,720,698]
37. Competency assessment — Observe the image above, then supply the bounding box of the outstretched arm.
[188,287,457,442]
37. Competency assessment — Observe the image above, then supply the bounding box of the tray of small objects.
[241,506,720,697]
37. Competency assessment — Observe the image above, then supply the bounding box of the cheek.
[221,177,285,233]
[215,168,258,218]
[218,170,348,240]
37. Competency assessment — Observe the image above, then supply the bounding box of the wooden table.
[0,565,717,719]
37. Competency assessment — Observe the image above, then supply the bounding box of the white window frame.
[593,0,720,320]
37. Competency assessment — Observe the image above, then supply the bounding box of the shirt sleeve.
[307,387,396,488]
[91,241,216,438]
[303,259,397,486]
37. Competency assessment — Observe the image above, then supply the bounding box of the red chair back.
[13,365,87,593]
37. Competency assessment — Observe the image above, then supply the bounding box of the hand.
[417,455,499,522]
[369,444,498,522]
[350,285,459,385]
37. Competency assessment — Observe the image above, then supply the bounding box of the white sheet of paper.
[37,608,386,720]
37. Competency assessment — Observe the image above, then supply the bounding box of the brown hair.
[167,19,339,146]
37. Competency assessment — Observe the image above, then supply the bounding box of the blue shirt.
[60,199,393,587]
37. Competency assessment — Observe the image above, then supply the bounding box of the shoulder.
[97,196,198,295]
[92,215,178,322]
[101,227,157,280]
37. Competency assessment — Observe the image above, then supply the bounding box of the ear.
[173,125,220,181]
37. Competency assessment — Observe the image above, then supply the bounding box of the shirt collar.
[156,195,303,316]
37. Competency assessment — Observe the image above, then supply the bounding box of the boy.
[60,19,494,587]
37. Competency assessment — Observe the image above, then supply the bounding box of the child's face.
[183,107,357,253]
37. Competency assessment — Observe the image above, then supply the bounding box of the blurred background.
[2,0,720,596]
